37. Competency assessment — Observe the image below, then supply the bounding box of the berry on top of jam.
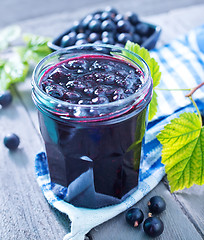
[40,55,143,105]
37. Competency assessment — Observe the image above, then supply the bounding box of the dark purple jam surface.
[40,55,143,104]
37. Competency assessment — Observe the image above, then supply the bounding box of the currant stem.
[188,96,202,126]
[184,81,204,126]
[155,88,191,91]
[185,82,204,97]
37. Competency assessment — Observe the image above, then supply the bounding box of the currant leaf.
[148,90,158,121]
[0,55,29,91]
[18,34,52,63]
[157,112,204,192]
[124,41,161,121]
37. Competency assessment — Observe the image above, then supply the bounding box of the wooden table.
[0,3,204,240]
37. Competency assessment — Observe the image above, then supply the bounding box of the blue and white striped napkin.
[35,24,204,240]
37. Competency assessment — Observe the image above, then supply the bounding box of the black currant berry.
[81,14,93,29]
[125,12,139,25]
[88,32,100,43]
[125,208,144,227]
[76,33,87,40]
[4,133,20,150]
[0,91,13,108]
[75,39,88,45]
[135,22,150,36]
[114,14,124,23]
[71,20,83,33]
[93,13,102,21]
[102,37,115,45]
[143,216,164,238]
[117,20,132,33]
[101,31,114,39]
[101,11,113,21]
[101,20,116,32]
[105,6,118,16]
[148,196,166,214]
[61,33,76,47]
[88,19,101,32]
[117,33,132,44]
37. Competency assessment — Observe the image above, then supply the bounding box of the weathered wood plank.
[1,0,204,28]
[0,88,69,239]
[90,182,203,240]
[174,185,204,236]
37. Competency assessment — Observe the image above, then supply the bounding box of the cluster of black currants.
[125,195,166,238]
[0,90,20,150]
[59,6,152,48]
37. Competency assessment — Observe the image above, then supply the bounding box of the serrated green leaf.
[23,34,51,48]
[20,48,44,63]
[125,41,161,120]
[148,90,158,121]
[0,32,51,90]
[157,112,204,192]
[18,34,52,63]
[0,55,29,90]
[0,25,21,50]
[14,34,52,65]
[149,58,161,87]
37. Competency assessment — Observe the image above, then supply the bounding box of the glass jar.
[32,44,153,209]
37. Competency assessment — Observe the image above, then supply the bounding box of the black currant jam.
[40,55,143,105]
[32,45,152,209]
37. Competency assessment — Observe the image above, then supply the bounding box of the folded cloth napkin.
[35,24,204,240]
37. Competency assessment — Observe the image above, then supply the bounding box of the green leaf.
[148,90,158,121]
[149,58,161,88]
[124,41,161,121]
[17,34,52,63]
[23,34,51,48]
[0,55,29,90]
[0,25,21,51]
[0,32,51,90]
[157,112,204,192]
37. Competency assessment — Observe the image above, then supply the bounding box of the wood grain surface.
[0,0,203,28]
[0,3,204,240]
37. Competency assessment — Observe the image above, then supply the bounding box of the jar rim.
[32,44,152,121]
